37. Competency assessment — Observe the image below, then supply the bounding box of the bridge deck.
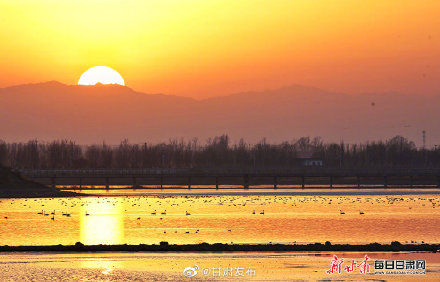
[18,168,440,189]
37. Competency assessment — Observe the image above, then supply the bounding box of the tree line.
[0,135,438,169]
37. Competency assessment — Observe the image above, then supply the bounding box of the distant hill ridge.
[0,82,438,146]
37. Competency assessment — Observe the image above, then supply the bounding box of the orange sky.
[0,0,439,98]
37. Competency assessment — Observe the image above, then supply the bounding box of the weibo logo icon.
[183,265,199,277]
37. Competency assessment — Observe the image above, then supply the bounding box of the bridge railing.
[18,168,440,178]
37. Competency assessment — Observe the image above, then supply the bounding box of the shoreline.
[2,189,440,198]
[0,190,84,199]
[1,242,439,253]
[73,189,440,197]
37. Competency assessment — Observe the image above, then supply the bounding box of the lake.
[0,192,439,246]
[0,252,438,280]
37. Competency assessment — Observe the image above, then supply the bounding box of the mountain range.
[0,81,438,146]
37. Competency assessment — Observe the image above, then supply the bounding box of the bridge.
[18,168,440,190]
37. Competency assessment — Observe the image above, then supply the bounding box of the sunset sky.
[0,0,439,98]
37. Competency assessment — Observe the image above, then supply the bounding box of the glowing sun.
[78,66,125,86]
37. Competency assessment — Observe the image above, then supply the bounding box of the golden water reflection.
[0,194,439,246]
[80,200,124,245]
[0,252,439,281]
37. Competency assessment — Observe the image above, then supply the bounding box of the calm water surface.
[0,193,439,246]
[0,252,439,281]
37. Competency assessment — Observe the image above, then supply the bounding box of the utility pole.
[340,141,344,168]
[422,130,427,167]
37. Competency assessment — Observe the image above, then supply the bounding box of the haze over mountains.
[0,81,438,146]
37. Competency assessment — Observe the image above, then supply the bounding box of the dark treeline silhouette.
[0,135,439,169]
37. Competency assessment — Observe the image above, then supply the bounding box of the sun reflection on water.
[80,199,124,245]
